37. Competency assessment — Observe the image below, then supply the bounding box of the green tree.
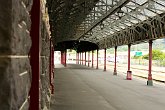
[142,50,165,60]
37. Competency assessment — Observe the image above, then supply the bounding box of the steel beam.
[77,0,131,40]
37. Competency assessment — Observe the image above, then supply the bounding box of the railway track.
[98,63,165,83]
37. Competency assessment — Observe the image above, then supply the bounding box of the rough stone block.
[0,58,31,110]
[0,0,32,109]
[0,58,11,110]
[0,1,12,55]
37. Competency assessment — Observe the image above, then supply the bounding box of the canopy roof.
[47,0,165,50]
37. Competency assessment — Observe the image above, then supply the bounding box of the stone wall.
[40,19,52,110]
[0,0,32,110]
[0,0,52,109]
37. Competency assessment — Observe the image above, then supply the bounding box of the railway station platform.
[50,64,165,110]
[1,0,165,109]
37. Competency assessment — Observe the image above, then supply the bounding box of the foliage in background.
[133,49,165,66]
[142,50,165,60]
[132,56,142,59]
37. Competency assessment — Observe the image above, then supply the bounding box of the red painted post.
[75,53,77,64]
[78,53,79,64]
[96,49,99,69]
[79,53,80,64]
[81,52,83,65]
[76,52,77,64]
[128,45,131,71]
[64,50,67,67]
[77,52,79,64]
[92,50,94,68]
[49,40,54,94]
[62,52,64,65]
[82,52,84,65]
[104,48,106,71]
[83,52,84,65]
[79,53,81,65]
[114,46,117,75]
[88,51,90,67]
[29,0,40,109]
[81,52,82,65]
[81,53,82,65]
[52,45,55,79]
[85,52,86,66]
[80,52,82,65]
[78,52,79,64]
[127,44,132,80]
[62,51,64,65]
[147,40,153,86]
[78,53,80,64]
[61,51,64,65]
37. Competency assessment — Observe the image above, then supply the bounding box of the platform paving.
[50,64,165,110]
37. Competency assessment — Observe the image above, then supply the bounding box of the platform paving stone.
[50,64,165,110]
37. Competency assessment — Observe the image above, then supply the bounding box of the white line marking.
[19,98,28,110]
[0,55,29,58]
[19,71,28,76]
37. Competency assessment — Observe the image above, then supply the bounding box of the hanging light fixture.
[100,22,104,30]
[90,30,93,36]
